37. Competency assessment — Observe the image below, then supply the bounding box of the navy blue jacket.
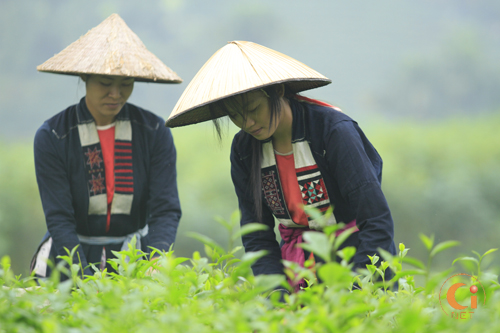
[230,97,396,276]
[34,97,181,273]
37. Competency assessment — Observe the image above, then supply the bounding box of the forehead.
[91,75,134,83]
[223,90,266,112]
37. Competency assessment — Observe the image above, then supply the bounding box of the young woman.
[166,41,396,291]
[31,14,182,279]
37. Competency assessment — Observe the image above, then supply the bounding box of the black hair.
[209,84,293,222]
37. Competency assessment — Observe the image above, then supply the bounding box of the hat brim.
[166,78,331,128]
[36,68,182,84]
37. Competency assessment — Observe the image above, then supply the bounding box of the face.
[82,75,134,126]
[226,90,280,141]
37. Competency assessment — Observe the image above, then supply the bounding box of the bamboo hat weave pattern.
[37,13,182,84]
[166,41,331,127]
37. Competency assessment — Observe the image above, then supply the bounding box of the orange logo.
[439,273,486,319]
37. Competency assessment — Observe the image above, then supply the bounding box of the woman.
[31,14,182,279]
[166,41,396,291]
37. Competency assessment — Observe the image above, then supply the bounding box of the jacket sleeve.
[34,124,92,275]
[230,136,284,276]
[145,122,181,253]
[324,120,396,270]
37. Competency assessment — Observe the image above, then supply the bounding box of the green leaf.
[368,254,379,265]
[337,246,356,263]
[366,264,377,275]
[377,248,394,263]
[481,248,498,259]
[213,216,232,231]
[253,274,285,291]
[430,240,460,258]
[452,256,479,266]
[298,231,331,262]
[232,223,269,241]
[399,243,405,253]
[230,210,242,227]
[390,269,427,283]
[317,263,353,288]
[186,232,226,255]
[333,226,357,251]
[302,205,325,225]
[419,234,434,251]
[401,257,426,270]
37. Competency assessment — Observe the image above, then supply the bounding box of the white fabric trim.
[78,122,99,146]
[111,193,134,215]
[292,141,316,169]
[261,141,276,168]
[96,123,116,131]
[88,194,108,215]
[297,171,321,181]
[115,120,132,141]
[34,237,52,277]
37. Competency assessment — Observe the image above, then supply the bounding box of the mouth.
[249,128,263,136]
[105,102,121,109]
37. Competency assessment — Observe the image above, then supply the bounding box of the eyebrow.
[247,100,260,111]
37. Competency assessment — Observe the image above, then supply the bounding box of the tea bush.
[1,211,499,332]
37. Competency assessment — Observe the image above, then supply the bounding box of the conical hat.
[37,13,182,84]
[166,41,330,127]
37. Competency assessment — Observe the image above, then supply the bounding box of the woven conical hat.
[37,13,182,84]
[166,41,330,127]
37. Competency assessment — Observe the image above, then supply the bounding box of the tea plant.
[1,210,499,332]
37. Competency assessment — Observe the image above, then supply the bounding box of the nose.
[244,116,255,130]
[109,85,121,98]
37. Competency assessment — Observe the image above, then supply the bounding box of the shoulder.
[303,101,355,128]
[123,103,174,143]
[36,103,79,142]
[231,130,254,161]
[124,102,167,131]
[295,99,357,144]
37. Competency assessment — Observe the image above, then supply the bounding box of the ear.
[276,84,285,98]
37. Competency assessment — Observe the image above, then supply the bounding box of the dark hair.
[209,84,293,222]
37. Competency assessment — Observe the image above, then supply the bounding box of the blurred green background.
[1,0,499,276]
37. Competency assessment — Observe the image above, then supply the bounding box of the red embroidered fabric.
[97,126,115,232]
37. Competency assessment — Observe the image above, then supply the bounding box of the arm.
[230,137,284,276]
[324,120,395,270]
[145,123,181,253]
[34,125,91,275]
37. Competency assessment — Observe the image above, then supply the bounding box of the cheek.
[229,117,243,129]
[123,86,134,99]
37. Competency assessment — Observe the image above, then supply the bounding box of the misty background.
[1,0,499,276]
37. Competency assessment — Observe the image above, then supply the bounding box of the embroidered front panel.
[297,166,330,212]
[78,122,108,216]
[84,145,106,196]
[261,166,287,218]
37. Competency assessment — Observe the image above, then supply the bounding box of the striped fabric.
[114,140,133,194]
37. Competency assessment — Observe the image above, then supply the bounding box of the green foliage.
[1,212,500,332]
